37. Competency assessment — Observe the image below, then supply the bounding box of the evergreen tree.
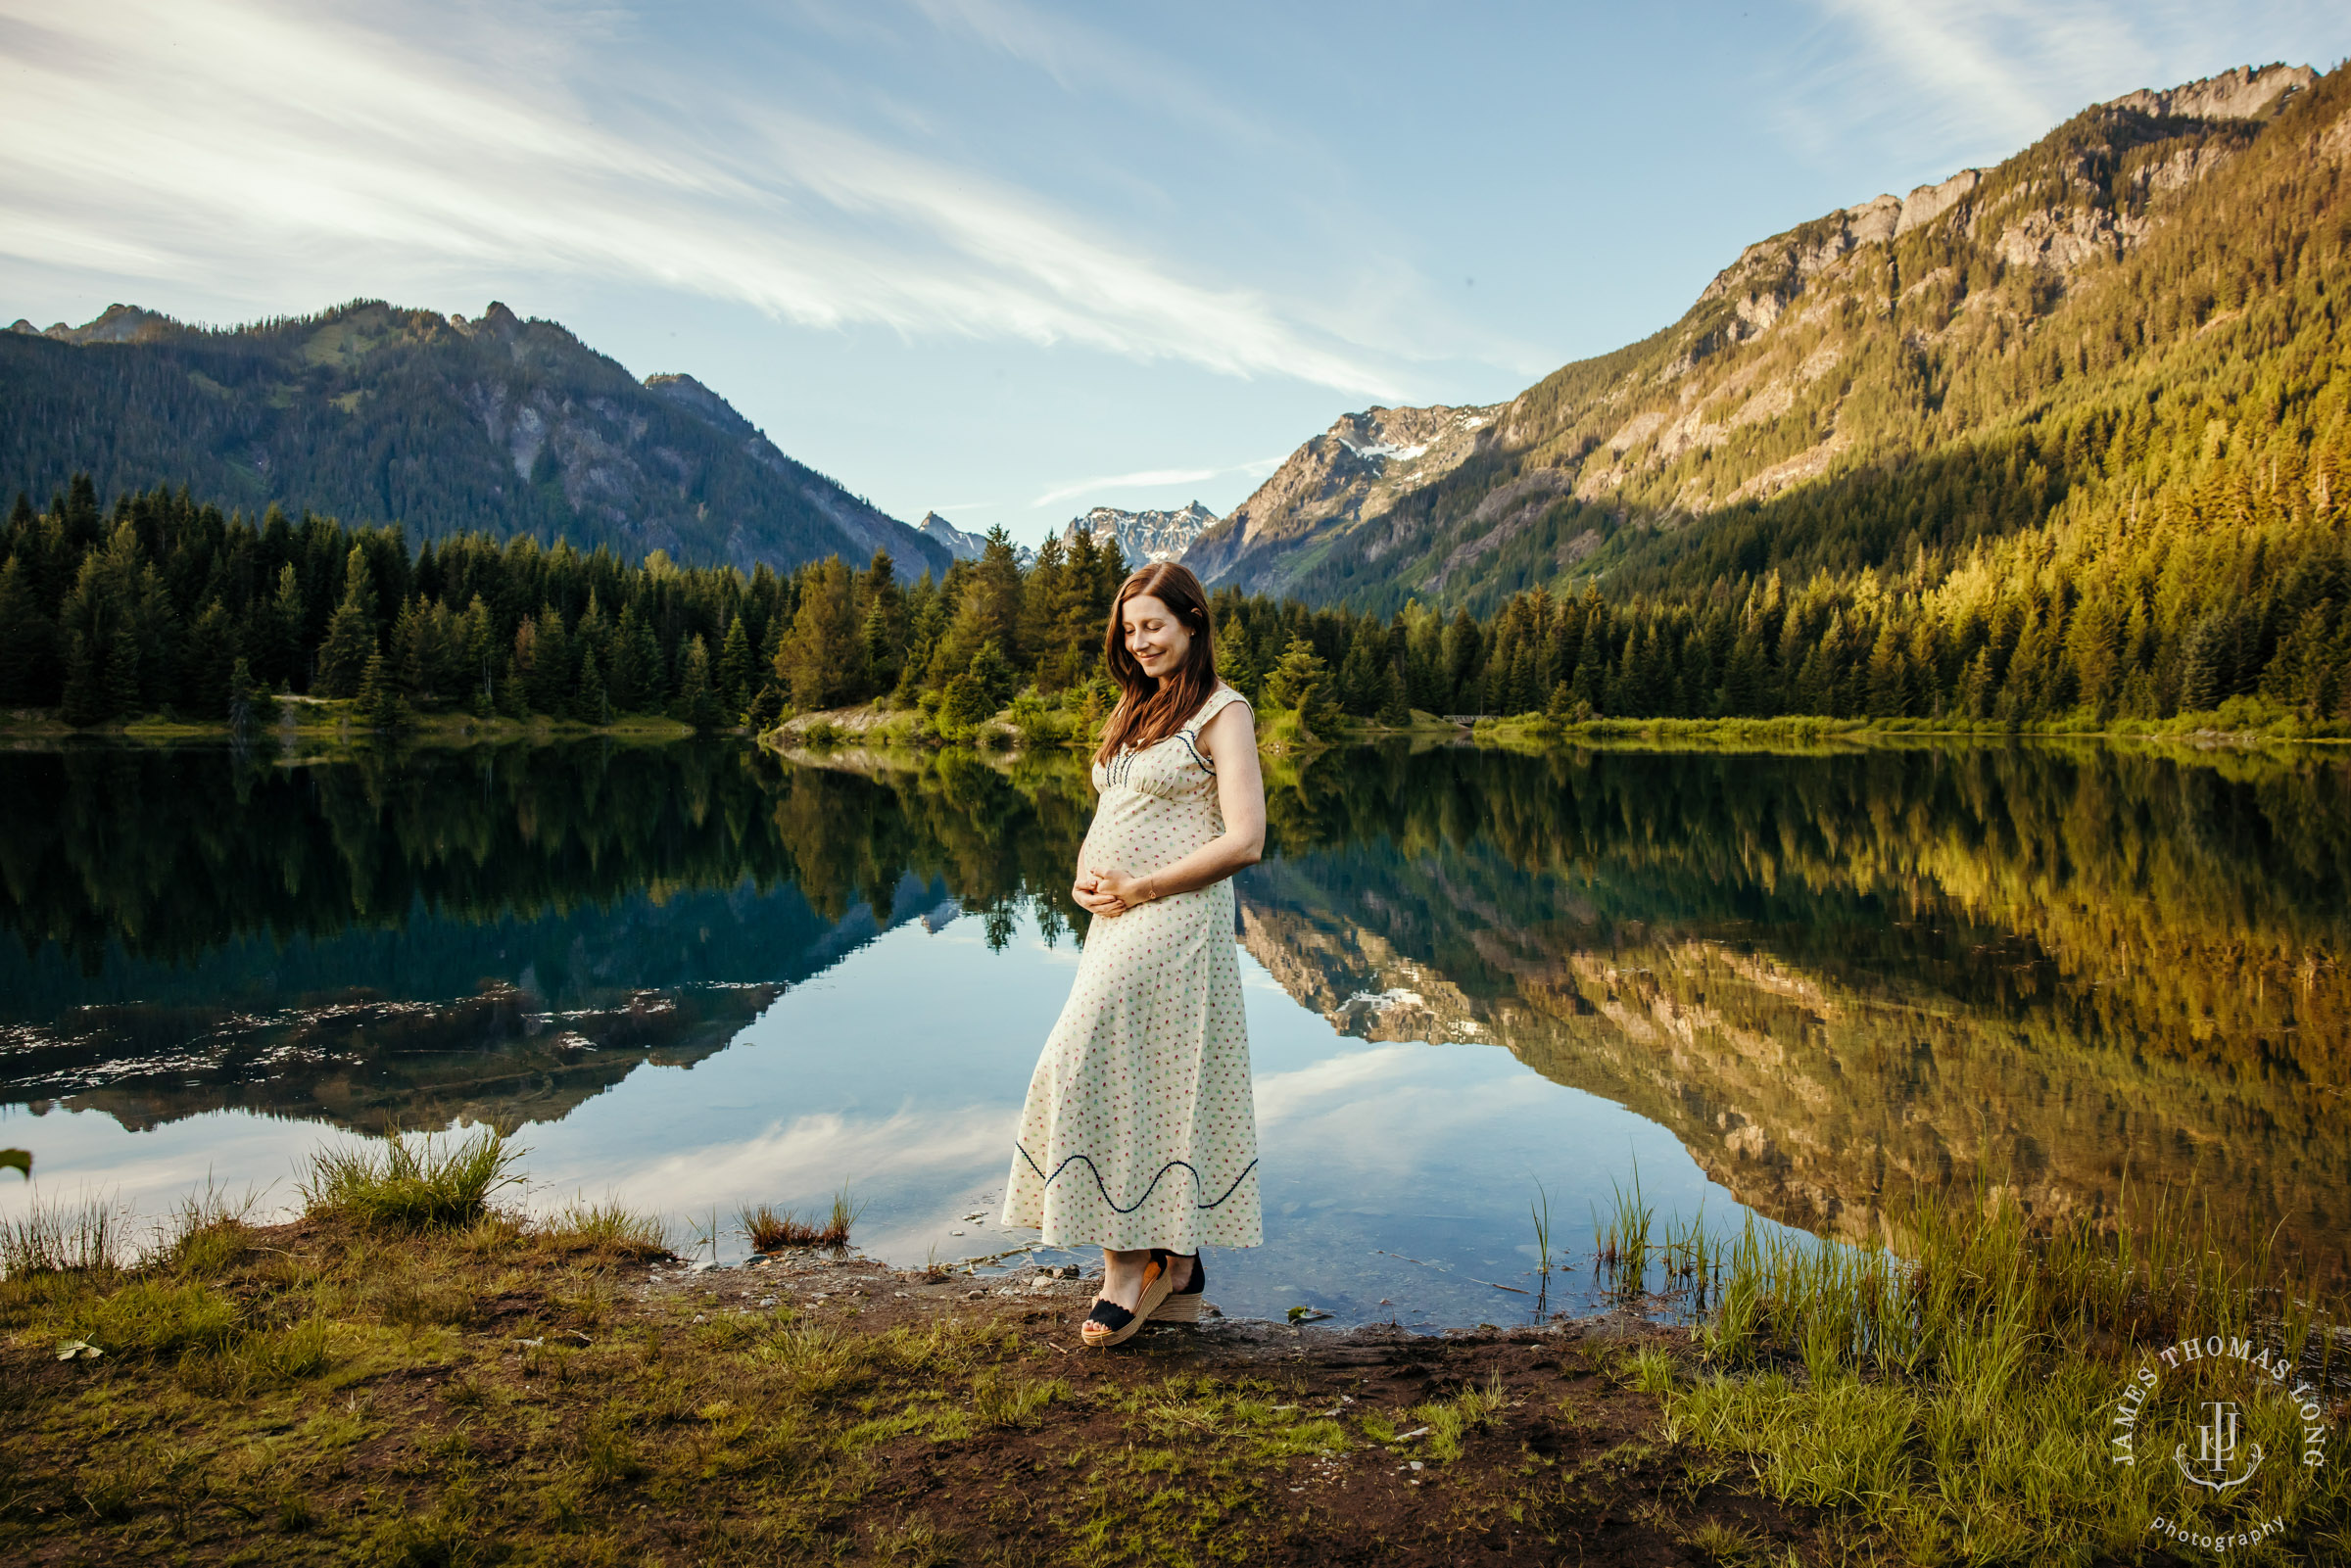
[611,602,658,712]
[357,650,404,730]
[255,564,304,690]
[226,656,258,734]
[718,614,755,716]
[745,682,786,732]
[967,640,1016,710]
[1219,624,1263,702]
[0,554,53,703]
[103,616,141,720]
[1262,636,1338,736]
[497,651,528,720]
[183,598,239,719]
[575,645,611,726]
[316,547,378,698]
[59,630,102,727]
[1376,662,1411,727]
[938,670,993,737]
[673,634,719,728]
[777,556,858,709]
[524,604,571,714]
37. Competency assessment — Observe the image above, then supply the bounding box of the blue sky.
[2,1,2343,543]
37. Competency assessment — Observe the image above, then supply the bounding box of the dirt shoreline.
[4,1218,1826,1565]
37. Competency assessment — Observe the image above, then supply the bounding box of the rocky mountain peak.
[644,372,753,438]
[11,304,178,346]
[916,510,990,563]
[1065,499,1219,565]
[2105,63,2315,122]
[1184,404,1500,595]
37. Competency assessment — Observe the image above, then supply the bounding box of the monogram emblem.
[2174,1400,2263,1493]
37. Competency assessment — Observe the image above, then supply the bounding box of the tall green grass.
[1664,1171,2348,1564]
[298,1125,523,1230]
[0,1196,128,1277]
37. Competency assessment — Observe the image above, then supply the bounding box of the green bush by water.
[298,1125,523,1230]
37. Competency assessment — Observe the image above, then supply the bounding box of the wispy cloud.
[0,0,1408,397]
[1031,454,1283,509]
[1791,0,2319,180]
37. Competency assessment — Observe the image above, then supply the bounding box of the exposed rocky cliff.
[0,300,950,577]
[1186,62,2326,610]
[1064,500,1219,566]
[1181,408,1499,598]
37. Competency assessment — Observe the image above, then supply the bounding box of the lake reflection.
[3,736,2345,1319]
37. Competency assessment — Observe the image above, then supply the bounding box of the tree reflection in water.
[2,736,2343,1284]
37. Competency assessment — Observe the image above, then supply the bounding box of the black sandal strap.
[1154,1249,1205,1295]
[1084,1298,1135,1332]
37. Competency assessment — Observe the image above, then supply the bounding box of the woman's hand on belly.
[1074,871,1126,918]
[1083,865,1159,917]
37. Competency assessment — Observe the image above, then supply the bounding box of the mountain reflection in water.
[2,736,2344,1300]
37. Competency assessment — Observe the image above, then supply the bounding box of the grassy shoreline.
[5,1138,2344,1564]
[1,699,703,749]
[12,695,2345,763]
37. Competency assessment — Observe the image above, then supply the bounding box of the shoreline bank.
[2,1203,1810,1566]
[6,1138,2342,1565]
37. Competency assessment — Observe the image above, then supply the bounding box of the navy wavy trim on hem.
[1017,1144,1258,1213]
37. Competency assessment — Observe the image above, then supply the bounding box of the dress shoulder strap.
[1183,684,1250,736]
[1177,685,1251,774]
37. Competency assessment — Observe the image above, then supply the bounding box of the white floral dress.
[1000,685,1263,1252]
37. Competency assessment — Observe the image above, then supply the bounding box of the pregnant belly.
[1084,799,1217,878]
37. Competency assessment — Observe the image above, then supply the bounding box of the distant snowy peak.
[1064,500,1218,565]
[918,511,1035,569]
[918,510,989,562]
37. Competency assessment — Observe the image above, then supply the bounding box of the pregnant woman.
[1000,561,1267,1348]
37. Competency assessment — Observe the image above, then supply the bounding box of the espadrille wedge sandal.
[1150,1250,1206,1323]
[1079,1255,1173,1349]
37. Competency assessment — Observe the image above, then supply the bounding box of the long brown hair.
[1094,562,1220,764]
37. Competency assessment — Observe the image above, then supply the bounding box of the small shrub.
[800,718,846,749]
[300,1126,523,1230]
[542,1201,667,1259]
[740,1203,823,1252]
[741,1189,865,1252]
[823,1187,867,1248]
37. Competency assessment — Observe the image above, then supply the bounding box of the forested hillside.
[5,463,2348,736]
[0,300,949,578]
[1184,64,2351,725]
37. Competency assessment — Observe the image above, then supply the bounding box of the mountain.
[1187,62,2333,613]
[916,509,990,562]
[0,300,950,577]
[1180,410,1496,594]
[1065,500,1217,566]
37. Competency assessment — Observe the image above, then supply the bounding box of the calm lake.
[4,736,2346,1326]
